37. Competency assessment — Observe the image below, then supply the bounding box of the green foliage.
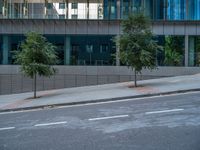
[117,13,162,73]
[164,36,183,66]
[196,37,200,65]
[14,32,58,78]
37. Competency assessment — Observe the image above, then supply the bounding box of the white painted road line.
[89,114,129,121]
[34,121,67,127]
[145,109,184,115]
[0,127,15,131]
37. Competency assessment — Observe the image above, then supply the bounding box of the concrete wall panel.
[0,75,12,94]
[86,75,97,85]
[76,75,87,86]
[1,65,200,95]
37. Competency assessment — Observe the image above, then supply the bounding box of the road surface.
[0,91,200,150]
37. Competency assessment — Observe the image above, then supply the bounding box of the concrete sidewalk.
[0,74,200,112]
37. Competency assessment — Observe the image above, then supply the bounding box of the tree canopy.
[15,32,58,98]
[117,13,162,86]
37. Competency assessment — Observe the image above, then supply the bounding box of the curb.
[1,88,200,113]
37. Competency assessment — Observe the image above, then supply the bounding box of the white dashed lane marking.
[145,109,184,115]
[0,127,15,131]
[34,121,67,127]
[88,114,129,121]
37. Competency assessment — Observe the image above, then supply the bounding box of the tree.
[116,13,162,87]
[14,32,58,98]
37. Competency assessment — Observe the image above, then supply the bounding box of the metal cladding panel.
[22,20,33,33]
[174,23,185,35]
[152,23,164,35]
[108,21,120,35]
[185,23,197,35]
[98,21,109,35]
[54,20,66,34]
[44,20,55,34]
[76,20,87,34]
[87,21,99,34]
[0,19,200,35]
[11,20,22,34]
[65,20,76,34]
[163,23,174,35]
[31,20,44,34]
[1,20,12,34]
[197,23,200,35]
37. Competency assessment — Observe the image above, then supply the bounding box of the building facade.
[0,0,200,94]
[0,0,200,67]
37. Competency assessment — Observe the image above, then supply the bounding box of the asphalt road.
[0,91,200,150]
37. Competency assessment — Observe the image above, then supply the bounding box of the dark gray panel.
[11,75,22,93]
[76,75,87,86]
[86,75,98,85]
[0,75,12,94]
[97,75,108,84]
[119,75,130,82]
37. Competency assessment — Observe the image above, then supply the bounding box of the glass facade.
[0,34,116,66]
[0,1,200,67]
[157,36,185,66]
[189,36,200,66]
[0,0,200,20]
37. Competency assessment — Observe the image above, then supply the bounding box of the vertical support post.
[65,0,68,19]
[188,36,195,66]
[116,35,120,66]
[117,0,120,19]
[2,35,10,64]
[87,0,89,19]
[64,36,71,65]
[185,35,189,67]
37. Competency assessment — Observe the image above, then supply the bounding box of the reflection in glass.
[189,36,200,66]
[156,36,184,66]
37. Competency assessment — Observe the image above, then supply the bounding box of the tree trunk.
[134,69,137,87]
[34,74,37,98]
